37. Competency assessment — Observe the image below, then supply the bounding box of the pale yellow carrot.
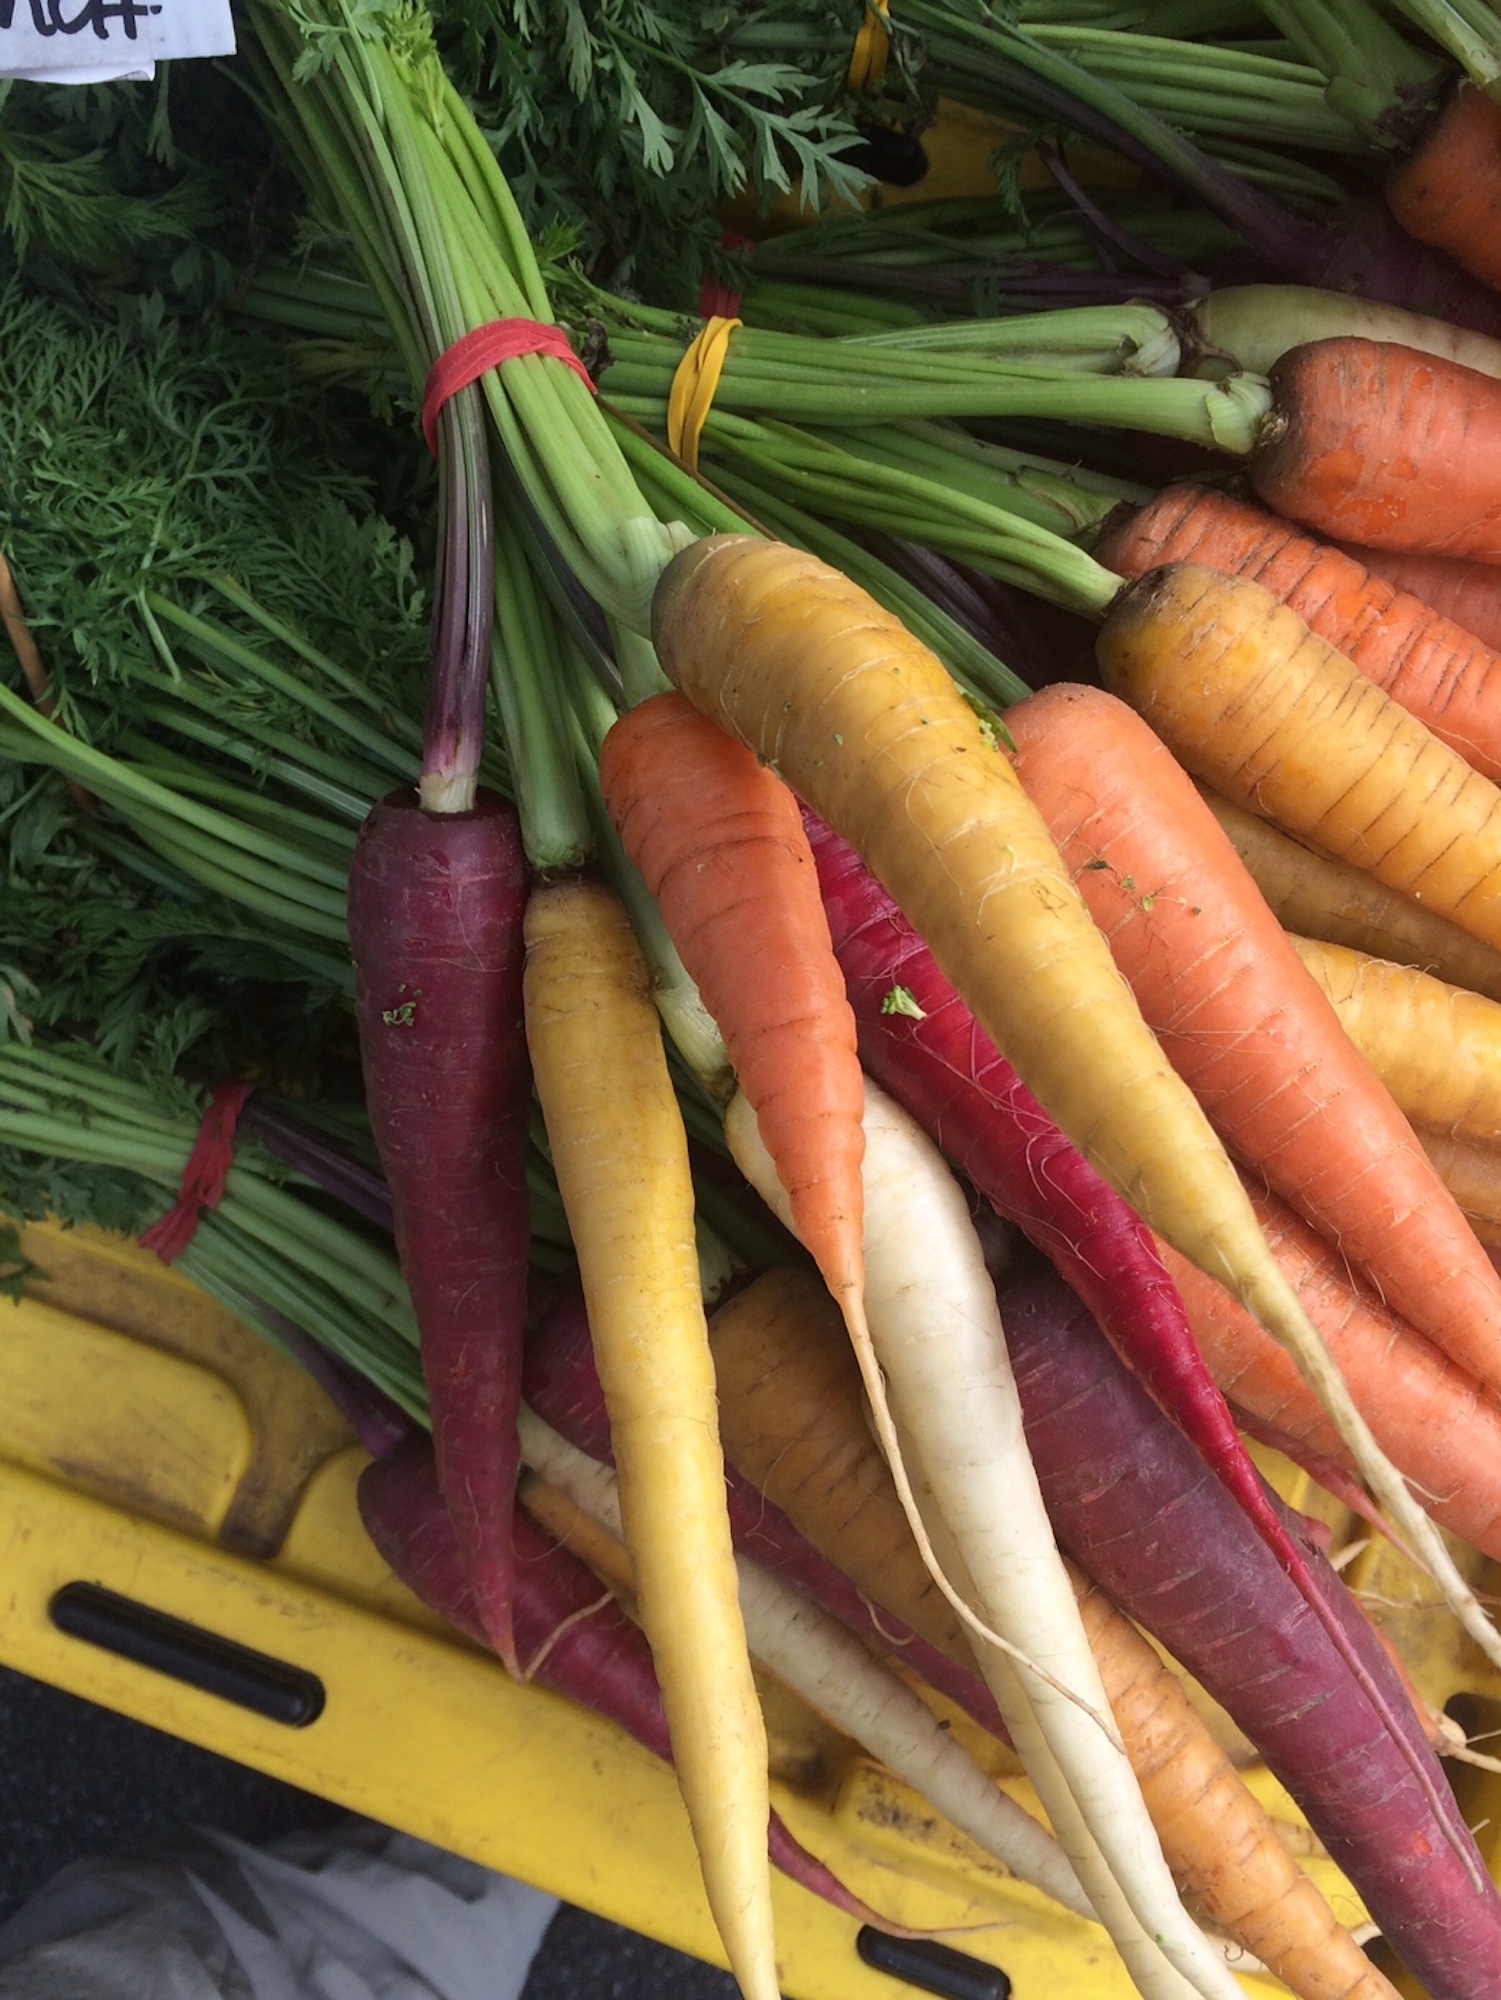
[522,875,777,2000]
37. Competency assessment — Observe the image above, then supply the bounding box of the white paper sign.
[0,0,236,84]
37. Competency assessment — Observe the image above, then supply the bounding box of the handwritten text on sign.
[0,0,236,82]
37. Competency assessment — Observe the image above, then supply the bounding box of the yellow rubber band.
[666,315,742,473]
[846,0,891,93]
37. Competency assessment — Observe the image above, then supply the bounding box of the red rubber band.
[139,1078,256,1266]
[421,320,594,456]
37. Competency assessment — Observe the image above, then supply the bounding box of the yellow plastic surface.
[726,96,1141,239]
[0,1220,1492,1998]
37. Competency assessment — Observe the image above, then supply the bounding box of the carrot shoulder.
[521,876,777,2000]
[1095,482,1501,781]
[1096,561,1501,961]
[598,689,864,1323]
[1250,336,1501,562]
[1005,680,1501,1397]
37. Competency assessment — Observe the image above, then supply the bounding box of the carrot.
[654,533,1501,1677]
[520,875,776,2000]
[1196,790,1501,1006]
[522,1276,1014,1741]
[707,1265,1401,2000]
[728,1074,1252,2000]
[1096,561,1501,963]
[1002,1260,1501,2000]
[1329,542,1501,655]
[1005,679,1501,1396]
[1289,933,1501,1148]
[1094,482,1501,780]
[346,789,531,1675]
[515,1405,1095,1927]
[804,800,1409,1731]
[1386,82,1501,297]
[1156,1178,1501,1562]
[1249,337,1501,562]
[356,1438,898,1938]
[1417,1127,1501,1250]
[598,689,864,1333]
[1188,283,1501,383]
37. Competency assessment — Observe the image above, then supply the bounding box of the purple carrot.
[522,1282,1012,1740]
[347,787,532,1675]
[1001,1258,1501,2000]
[248,1297,413,1460]
[238,1099,395,1234]
[356,1436,915,1935]
[808,806,1475,1853]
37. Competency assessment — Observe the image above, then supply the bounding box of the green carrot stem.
[131,705,388,823]
[120,814,349,940]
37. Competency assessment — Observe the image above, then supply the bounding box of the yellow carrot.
[1290,933,1501,1148]
[1097,563,1501,958]
[651,534,1501,1680]
[1201,788,1501,1005]
[522,876,777,2000]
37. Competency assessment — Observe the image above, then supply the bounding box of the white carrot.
[726,1078,1250,2000]
[515,1404,1094,1922]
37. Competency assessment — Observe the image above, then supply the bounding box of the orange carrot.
[1094,483,1501,780]
[1386,82,1501,297]
[656,535,1501,1685]
[598,689,865,1331]
[1006,679,1501,1397]
[1157,1181,1501,1563]
[1329,541,1501,655]
[1249,337,1501,561]
[1095,561,1501,961]
[1198,790,1501,1006]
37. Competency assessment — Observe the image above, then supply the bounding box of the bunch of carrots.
[26,6,1501,1999]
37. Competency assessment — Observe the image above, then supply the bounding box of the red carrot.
[806,811,1344,1574]
[1250,336,1501,561]
[355,1436,899,1935]
[1094,482,1501,780]
[347,790,532,1675]
[1001,1259,1501,2000]
[804,801,1459,1849]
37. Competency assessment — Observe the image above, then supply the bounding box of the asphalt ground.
[0,1661,736,1997]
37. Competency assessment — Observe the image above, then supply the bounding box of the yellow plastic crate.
[0,1218,1495,1998]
